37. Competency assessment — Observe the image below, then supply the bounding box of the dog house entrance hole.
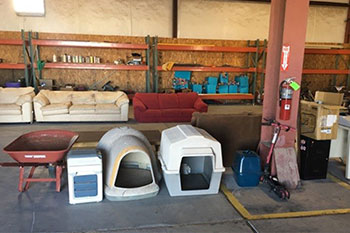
[180,156,213,190]
[115,151,153,188]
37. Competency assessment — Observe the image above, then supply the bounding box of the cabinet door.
[300,136,330,180]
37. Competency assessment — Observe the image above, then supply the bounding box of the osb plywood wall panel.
[0,31,25,83]
[37,32,147,91]
[0,31,23,63]
[0,31,148,91]
[2,30,350,93]
[303,43,350,92]
[0,31,264,92]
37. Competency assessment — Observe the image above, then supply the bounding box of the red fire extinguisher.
[279,78,294,120]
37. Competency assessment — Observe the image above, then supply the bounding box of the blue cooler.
[239,86,249,93]
[235,75,249,87]
[191,84,203,94]
[232,150,261,187]
[204,84,217,94]
[219,73,229,84]
[174,71,191,80]
[206,77,218,86]
[228,84,238,93]
[218,85,229,93]
[173,78,189,90]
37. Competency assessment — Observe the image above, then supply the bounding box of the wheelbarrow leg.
[18,166,24,192]
[24,166,36,191]
[55,165,62,192]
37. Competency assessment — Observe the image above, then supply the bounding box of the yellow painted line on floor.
[221,177,350,220]
[220,184,253,219]
[72,142,98,148]
[328,173,350,191]
[247,208,350,220]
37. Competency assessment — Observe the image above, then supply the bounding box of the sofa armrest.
[21,101,34,123]
[16,92,35,105]
[133,97,147,112]
[33,92,49,107]
[116,93,129,107]
[194,98,208,112]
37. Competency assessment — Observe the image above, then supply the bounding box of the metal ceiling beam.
[344,0,350,43]
[173,0,178,38]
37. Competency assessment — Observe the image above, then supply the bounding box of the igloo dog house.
[159,125,225,196]
[97,127,161,201]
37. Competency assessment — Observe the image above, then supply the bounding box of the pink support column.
[260,0,310,165]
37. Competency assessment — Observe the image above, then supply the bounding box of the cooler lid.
[67,149,102,167]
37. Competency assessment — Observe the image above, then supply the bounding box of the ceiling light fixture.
[13,0,45,17]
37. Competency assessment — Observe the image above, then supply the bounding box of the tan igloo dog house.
[97,127,161,201]
[159,125,225,196]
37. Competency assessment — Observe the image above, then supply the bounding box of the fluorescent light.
[13,0,45,16]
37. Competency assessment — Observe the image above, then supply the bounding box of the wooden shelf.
[156,46,350,55]
[0,63,26,69]
[303,69,350,75]
[199,93,254,100]
[43,63,149,70]
[304,48,350,55]
[258,69,350,75]
[157,44,257,53]
[32,39,148,49]
[157,66,256,72]
[0,39,23,46]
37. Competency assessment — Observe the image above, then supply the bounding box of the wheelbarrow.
[2,130,79,192]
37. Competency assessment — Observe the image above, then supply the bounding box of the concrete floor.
[1,104,350,233]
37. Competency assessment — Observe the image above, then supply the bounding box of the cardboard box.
[300,91,344,140]
[39,79,54,89]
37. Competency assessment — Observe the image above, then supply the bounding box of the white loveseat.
[33,90,129,122]
[0,87,35,123]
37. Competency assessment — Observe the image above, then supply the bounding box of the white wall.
[306,5,347,43]
[178,0,270,40]
[0,0,348,43]
[0,0,173,37]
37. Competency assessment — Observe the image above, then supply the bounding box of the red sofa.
[133,92,208,122]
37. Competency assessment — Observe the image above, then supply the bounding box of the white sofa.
[0,87,35,123]
[33,90,129,122]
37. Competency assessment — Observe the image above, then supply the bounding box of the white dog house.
[159,125,225,196]
[97,127,161,201]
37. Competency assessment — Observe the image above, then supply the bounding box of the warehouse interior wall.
[0,0,348,43]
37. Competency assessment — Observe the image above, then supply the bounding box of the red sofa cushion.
[134,93,159,109]
[177,92,199,108]
[161,109,181,117]
[158,93,178,109]
[180,108,196,119]
[134,109,162,123]
[161,109,183,122]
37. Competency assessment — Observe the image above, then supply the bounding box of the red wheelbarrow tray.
[3,130,79,164]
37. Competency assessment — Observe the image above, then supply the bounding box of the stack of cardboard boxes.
[301,91,344,140]
[300,91,344,180]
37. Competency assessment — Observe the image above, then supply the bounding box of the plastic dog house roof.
[97,127,161,201]
[159,125,224,172]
